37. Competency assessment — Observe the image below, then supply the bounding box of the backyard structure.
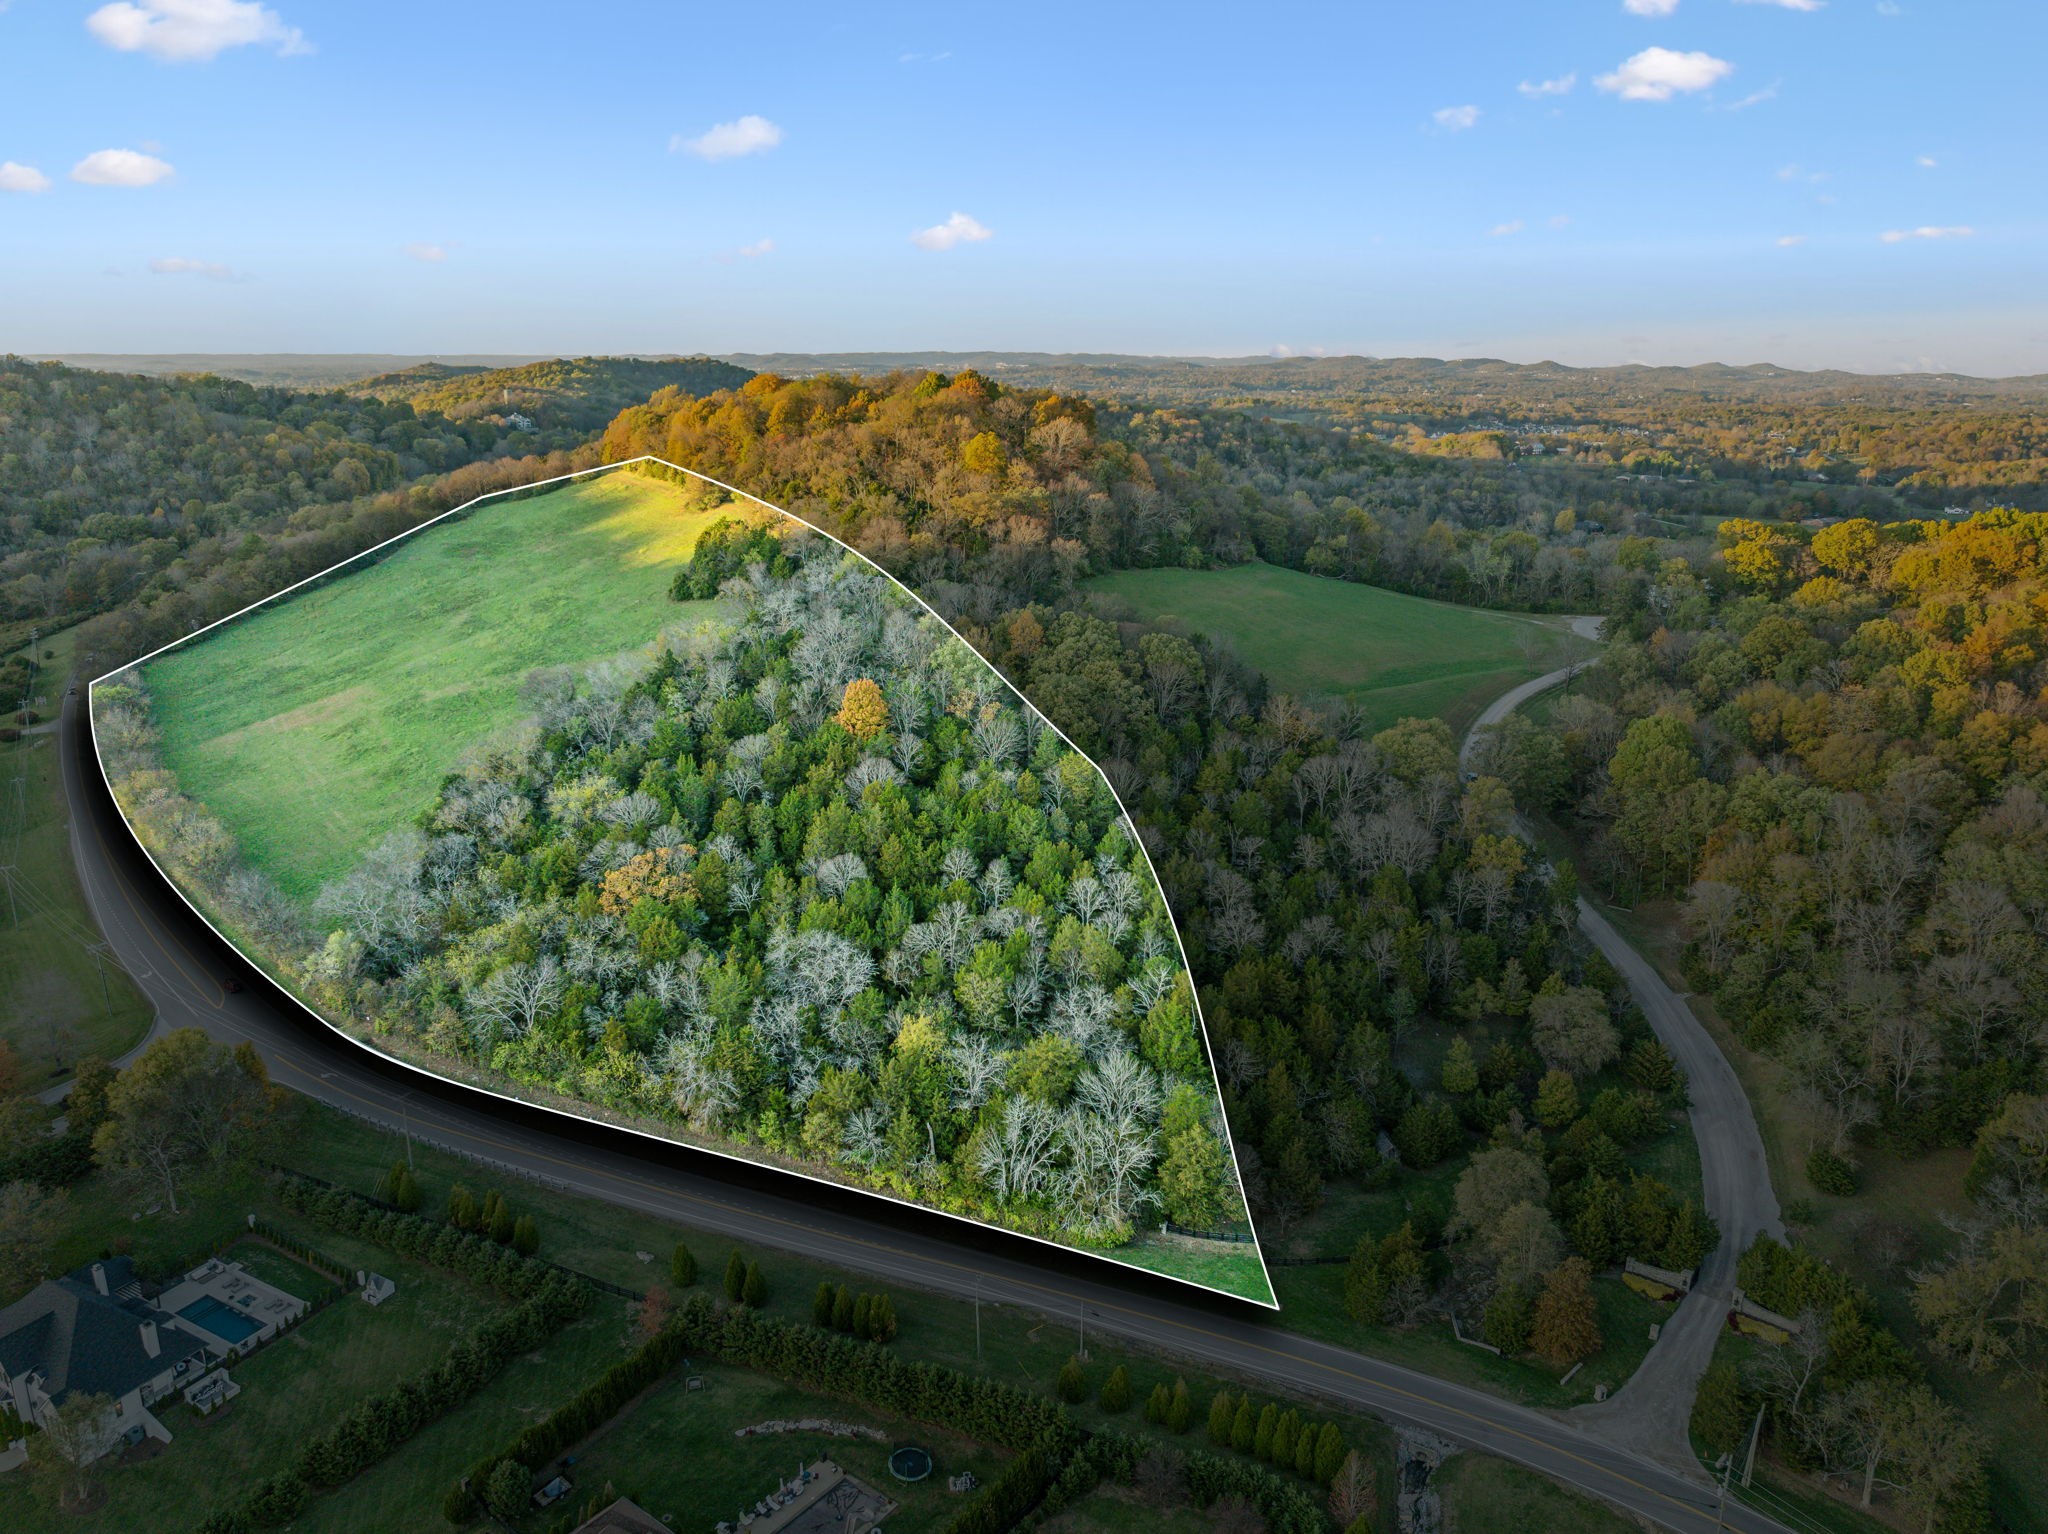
[717,1460,897,1534]
[571,1498,671,1534]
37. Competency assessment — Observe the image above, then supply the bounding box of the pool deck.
[157,1257,307,1352]
[723,1460,897,1534]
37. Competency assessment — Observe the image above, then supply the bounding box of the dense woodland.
[31,355,2048,1525]
[101,521,1247,1253]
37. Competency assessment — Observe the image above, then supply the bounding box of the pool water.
[179,1294,262,1344]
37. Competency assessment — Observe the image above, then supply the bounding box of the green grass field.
[1437,1453,1638,1534]
[139,471,731,902]
[1085,562,1594,740]
[1,623,152,1084]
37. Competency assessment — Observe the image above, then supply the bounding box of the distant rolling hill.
[344,355,755,432]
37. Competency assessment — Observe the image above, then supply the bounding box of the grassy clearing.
[140,471,732,901]
[1041,1481,1239,1534]
[1085,562,1593,740]
[0,624,152,1084]
[1437,1452,1637,1534]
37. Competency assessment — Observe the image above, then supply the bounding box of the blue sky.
[2,0,2042,372]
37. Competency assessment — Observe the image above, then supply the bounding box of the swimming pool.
[179,1295,262,1344]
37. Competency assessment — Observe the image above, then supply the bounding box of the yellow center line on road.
[266,1045,1720,1526]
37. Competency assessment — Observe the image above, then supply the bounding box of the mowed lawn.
[140,471,730,902]
[1087,563,1594,740]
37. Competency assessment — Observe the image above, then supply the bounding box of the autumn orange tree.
[836,677,889,739]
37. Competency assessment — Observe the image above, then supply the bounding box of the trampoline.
[887,1447,933,1482]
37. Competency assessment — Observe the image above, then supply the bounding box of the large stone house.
[0,1258,211,1460]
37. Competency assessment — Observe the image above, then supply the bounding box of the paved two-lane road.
[62,677,1790,1533]
[1460,622,1785,1467]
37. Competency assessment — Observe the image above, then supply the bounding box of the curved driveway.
[1460,623,1784,1466]
[62,674,1788,1532]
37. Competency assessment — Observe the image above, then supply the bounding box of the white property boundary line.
[89,455,1281,1311]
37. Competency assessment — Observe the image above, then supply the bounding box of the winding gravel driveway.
[1461,617,1784,1469]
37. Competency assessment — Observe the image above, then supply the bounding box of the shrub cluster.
[811,1281,898,1342]
[1202,1389,1348,1484]
[277,1174,556,1297]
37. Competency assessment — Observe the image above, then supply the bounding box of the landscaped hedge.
[275,1172,557,1297]
[456,1318,694,1512]
[1029,1427,1326,1534]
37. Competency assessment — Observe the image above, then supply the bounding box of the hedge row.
[1030,1428,1325,1534]
[198,1274,589,1532]
[454,1317,693,1517]
[276,1173,558,1298]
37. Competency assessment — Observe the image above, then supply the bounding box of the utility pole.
[973,1274,981,1365]
[1741,1402,1765,1488]
[1711,1453,1733,1533]
[1,865,16,927]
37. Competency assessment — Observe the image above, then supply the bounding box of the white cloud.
[1876,1,1903,12]
[149,255,244,280]
[1517,73,1576,98]
[911,211,992,251]
[670,114,783,161]
[1488,220,1526,237]
[1547,214,1572,229]
[87,0,308,63]
[0,161,51,193]
[1915,154,1938,168]
[70,148,175,186]
[1880,225,1973,243]
[403,242,447,262]
[1433,104,1481,131]
[1735,0,1824,9]
[898,50,951,63]
[1723,83,1779,110]
[1623,0,1680,14]
[1596,47,1734,101]
[1777,163,1827,183]
[737,237,774,258]
[1776,234,1808,246]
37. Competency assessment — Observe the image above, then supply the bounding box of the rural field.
[1,623,151,1084]
[1086,562,1594,740]
[134,471,730,902]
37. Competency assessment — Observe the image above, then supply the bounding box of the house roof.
[569,1497,672,1534]
[0,1262,205,1405]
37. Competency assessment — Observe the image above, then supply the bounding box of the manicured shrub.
[1056,1357,1087,1403]
[723,1250,746,1301]
[1099,1364,1131,1413]
[1167,1377,1193,1434]
[1144,1382,1170,1424]
[1807,1147,1857,1196]
[1207,1389,1235,1444]
[670,1242,696,1287]
[741,1259,766,1308]
[813,1281,835,1328]
[511,1214,538,1257]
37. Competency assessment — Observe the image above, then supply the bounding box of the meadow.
[1085,562,1594,740]
[1,623,151,1084]
[138,471,730,902]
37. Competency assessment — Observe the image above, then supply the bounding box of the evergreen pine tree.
[1442,1036,1479,1095]
[1230,1395,1257,1452]
[723,1250,746,1301]
[1531,1257,1602,1368]
[671,1243,696,1288]
[1168,1378,1193,1434]
[853,1293,873,1339]
[1691,1360,1748,1459]
[1100,1364,1131,1413]
[1145,1383,1170,1424]
[832,1285,855,1333]
[1057,1358,1087,1404]
[1207,1390,1235,1444]
[741,1260,766,1308]
[1271,1407,1299,1468]
[1313,1423,1347,1483]
[1294,1422,1319,1478]
[813,1281,835,1328]
[511,1214,538,1256]
[1253,1400,1278,1459]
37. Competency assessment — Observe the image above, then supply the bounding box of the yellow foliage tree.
[837,677,889,739]
[599,847,694,916]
